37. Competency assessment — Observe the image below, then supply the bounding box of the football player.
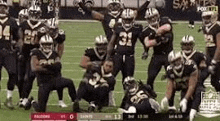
[141,8,173,90]
[161,51,198,114]
[118,77,159,114]
[106,8,145,85]
[201,11,220,91]
[78,0,151,41]
[45,17,67,107]
[15,8,29,106]
[73,60,115,112]
[18,9,28,25]
[45,18,65,58]
[18,5,45,108]
[80,35,107,69]
[0,0,19,109]
[25,34,76,112]
[180,35,209,121]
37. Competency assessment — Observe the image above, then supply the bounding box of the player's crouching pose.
[26,34,76,112]
[118,77,159,113]
[161,51,198,116]
[73,60,115,112]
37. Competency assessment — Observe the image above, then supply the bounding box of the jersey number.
[119,32,132,46]
[130,90,148,104]
[24,30,37,44]
[0,25,10,40]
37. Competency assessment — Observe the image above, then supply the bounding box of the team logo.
[199,89,220,118]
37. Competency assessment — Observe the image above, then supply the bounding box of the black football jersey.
[84,47,106,61]
[102,13,121,41]
[120,87,149,109]
[202,22,220,59]
[84,63,113,87]
[166,60,197,83]
[140,17,173,55]
[114,24,143,55]
[0,17,18,50]
[30,49,60,83]
[181,50,207,69]
[20,20,45,57]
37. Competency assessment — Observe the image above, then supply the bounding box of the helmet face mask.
[181,35,195,55]
[95,35,108,54]
[107,0,123,16]
[28,6,42,21]
[145,8,160,27]
[168,51,184,71]
[202,11,218,27]
[121,9,136,28]
[46,18,59,38]
[39,35,53,53]
[123,77,138,95]
[19,9,28,23]
[0,1,8,17]
[107,3,122,15]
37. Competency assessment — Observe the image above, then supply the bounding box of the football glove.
[180,98,188,112]
[141,51,148,60]
[208,60,217,74]
[189,109,197,121]
[161,97,168,110]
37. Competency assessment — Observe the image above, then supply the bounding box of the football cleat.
[4,97,14,110]
[73,101,80,112]
[58,100,68,108]
[24,96,34,110]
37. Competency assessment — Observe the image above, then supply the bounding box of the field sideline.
[0,21,219,121]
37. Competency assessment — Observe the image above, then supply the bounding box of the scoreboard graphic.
[31,113,189,121]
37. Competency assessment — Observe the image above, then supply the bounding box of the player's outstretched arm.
[137,0,151,15]
[106,32,117,60]
[78,1,104,21]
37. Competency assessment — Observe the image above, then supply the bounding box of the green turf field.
[0,21,219,121]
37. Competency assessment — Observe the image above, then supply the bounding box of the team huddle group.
[0,0,220,121]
